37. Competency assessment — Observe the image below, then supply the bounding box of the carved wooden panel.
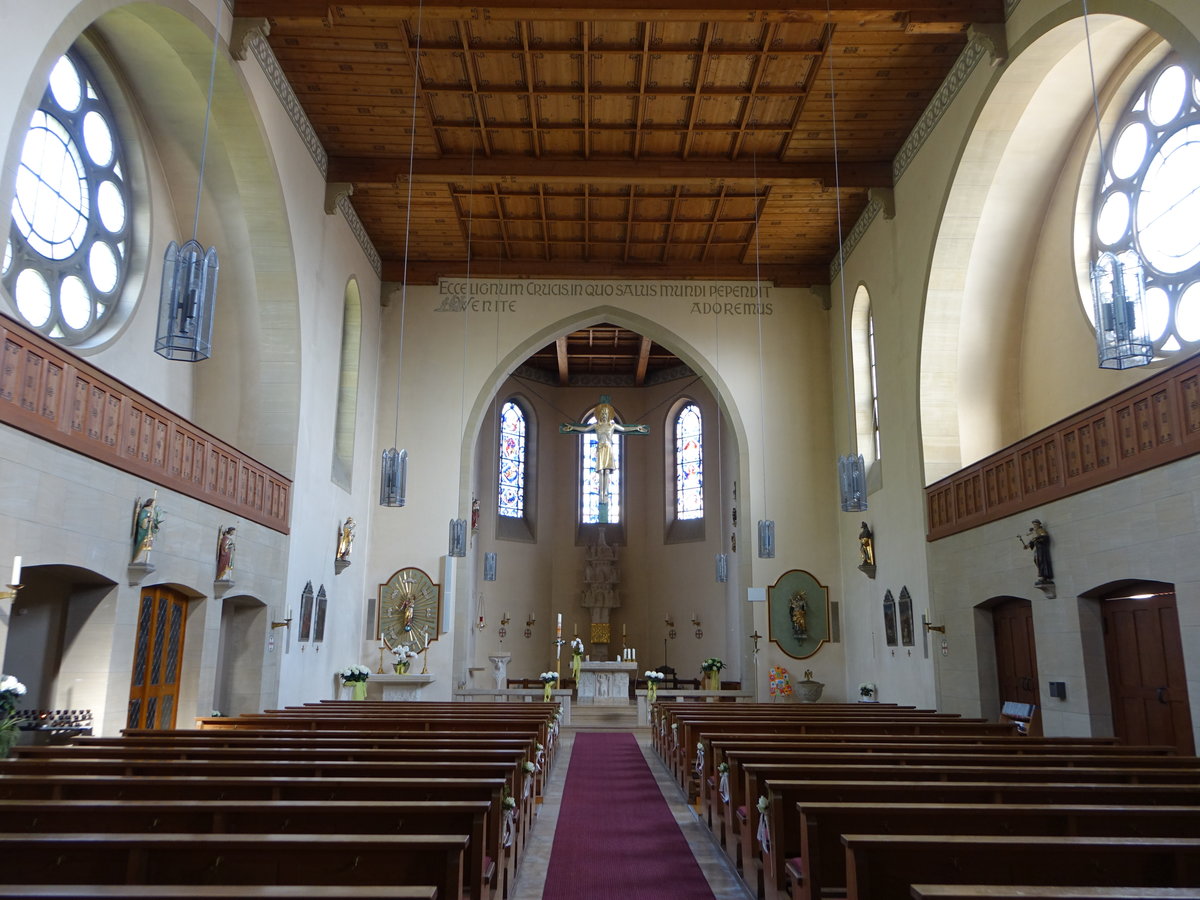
[0,316,290,533]
[928,353,1200,541]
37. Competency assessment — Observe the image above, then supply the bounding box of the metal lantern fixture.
[448,518,467,557]
[155,3,222,361]
[380,447,408,507]
[1091,249,1152,371]
[757,519,776,559]
[838,452,868,512]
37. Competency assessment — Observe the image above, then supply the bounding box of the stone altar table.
[365,673,435,701]
[577,660,637,705]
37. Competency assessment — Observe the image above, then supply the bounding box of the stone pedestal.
[577,660,637,705]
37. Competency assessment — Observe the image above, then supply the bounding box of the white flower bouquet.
[1,674,27,759]
[539,670,558,701]
[569,637,584,678]
[644,669,665,702]
[700,657,725,689]
[339,664,370,683]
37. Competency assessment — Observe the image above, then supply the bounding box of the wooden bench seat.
[708,744,1186,868]
[842,835,1200,900]
[739,780,1200,900]
[0,833,468,899]
[780,802,1200,900]
[0,835,463,900]
[0,799,493,900]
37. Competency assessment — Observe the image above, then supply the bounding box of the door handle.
[1157,686,1169,704]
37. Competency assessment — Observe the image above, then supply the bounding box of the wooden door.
[127,586,188,729]
[1103,592,1194,754]
[992,598,1042,735]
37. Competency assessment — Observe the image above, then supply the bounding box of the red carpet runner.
[542,732,718,899]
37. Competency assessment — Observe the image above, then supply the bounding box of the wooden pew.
[704,738,1170,856]
[0,775,507,900]
[748,782,1200,900]
[0,833,467,899]
[0,799,491,900]
[842,835,1200,900]
[784,802,1200,900]
[737,762,1200,895]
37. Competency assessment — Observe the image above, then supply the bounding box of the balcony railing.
[0,315,290,533]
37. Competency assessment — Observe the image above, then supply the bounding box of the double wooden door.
[127,586,187,730]
[1103,592,1194,755]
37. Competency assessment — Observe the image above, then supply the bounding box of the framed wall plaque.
[767,568,830,659]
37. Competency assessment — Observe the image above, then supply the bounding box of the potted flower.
[644,670,666,702]
[392,644,419,675]
[795,668,824,703]
[339,664,370,701]
[539,671,558,702]
[700,657,725,691]
[570,637,584,680]
[858,682,878,702]
[0,674,27,759]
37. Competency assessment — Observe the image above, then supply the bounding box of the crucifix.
[560,395,649,524]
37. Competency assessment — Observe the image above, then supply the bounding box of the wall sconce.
[499,611,510,639]
[449,518,467,557]
[483,552,497,581]
[757,520,776,558]
[524,612,535,639]
[923,621,946,634]
[664,613,675,628]
[0,555,22,600]
[270,614,292,630]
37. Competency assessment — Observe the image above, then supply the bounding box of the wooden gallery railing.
[0,314,290,533]
[927,352,1200,541]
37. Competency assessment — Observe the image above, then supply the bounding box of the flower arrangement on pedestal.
[858,682,878,702]
[339,664,370,700]
[644,670,665,702]
[539,671,558,702]
[570,637,584,680]
[700,657,725,690]
[1,674,27,759]
[392,645,419,674]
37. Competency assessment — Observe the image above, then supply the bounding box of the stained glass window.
[674,403,703,520]
[4,49,132,343]
[1089,55,1200,358]
[498,400,527,518]
[581,412,621,524]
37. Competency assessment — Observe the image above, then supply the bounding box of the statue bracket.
[334,557,351,575]
[857,563,877,580]
[127,562,155,587]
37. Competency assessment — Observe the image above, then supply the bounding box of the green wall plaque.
[767,568,830,659]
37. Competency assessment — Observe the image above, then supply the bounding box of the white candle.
[556,613,562,638]
[10,556,20,585]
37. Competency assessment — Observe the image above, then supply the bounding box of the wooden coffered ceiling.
[234,1,1004,287]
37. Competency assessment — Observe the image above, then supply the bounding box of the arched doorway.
[1096,581,1194,754]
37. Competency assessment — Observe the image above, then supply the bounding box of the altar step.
[568,701,641,732]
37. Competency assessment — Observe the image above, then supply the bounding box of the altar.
[577,660,637,706]
[365,673,435,701]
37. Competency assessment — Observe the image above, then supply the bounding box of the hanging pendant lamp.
[156,1,222,361]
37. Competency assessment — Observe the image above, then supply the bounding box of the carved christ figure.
[559,397,649,473]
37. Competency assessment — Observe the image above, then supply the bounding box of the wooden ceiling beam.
[556,336,570,386]
[387,258,827,285]
[236,2,1002,28]
[327,156,893,188]
[635,336,652,386]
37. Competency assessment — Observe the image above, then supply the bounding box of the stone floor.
[511,725,754,900]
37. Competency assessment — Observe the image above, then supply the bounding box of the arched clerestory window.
[674,402,703,520]
[331,277,361,490]
[498,399,528,518]
[851,284,881,468]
